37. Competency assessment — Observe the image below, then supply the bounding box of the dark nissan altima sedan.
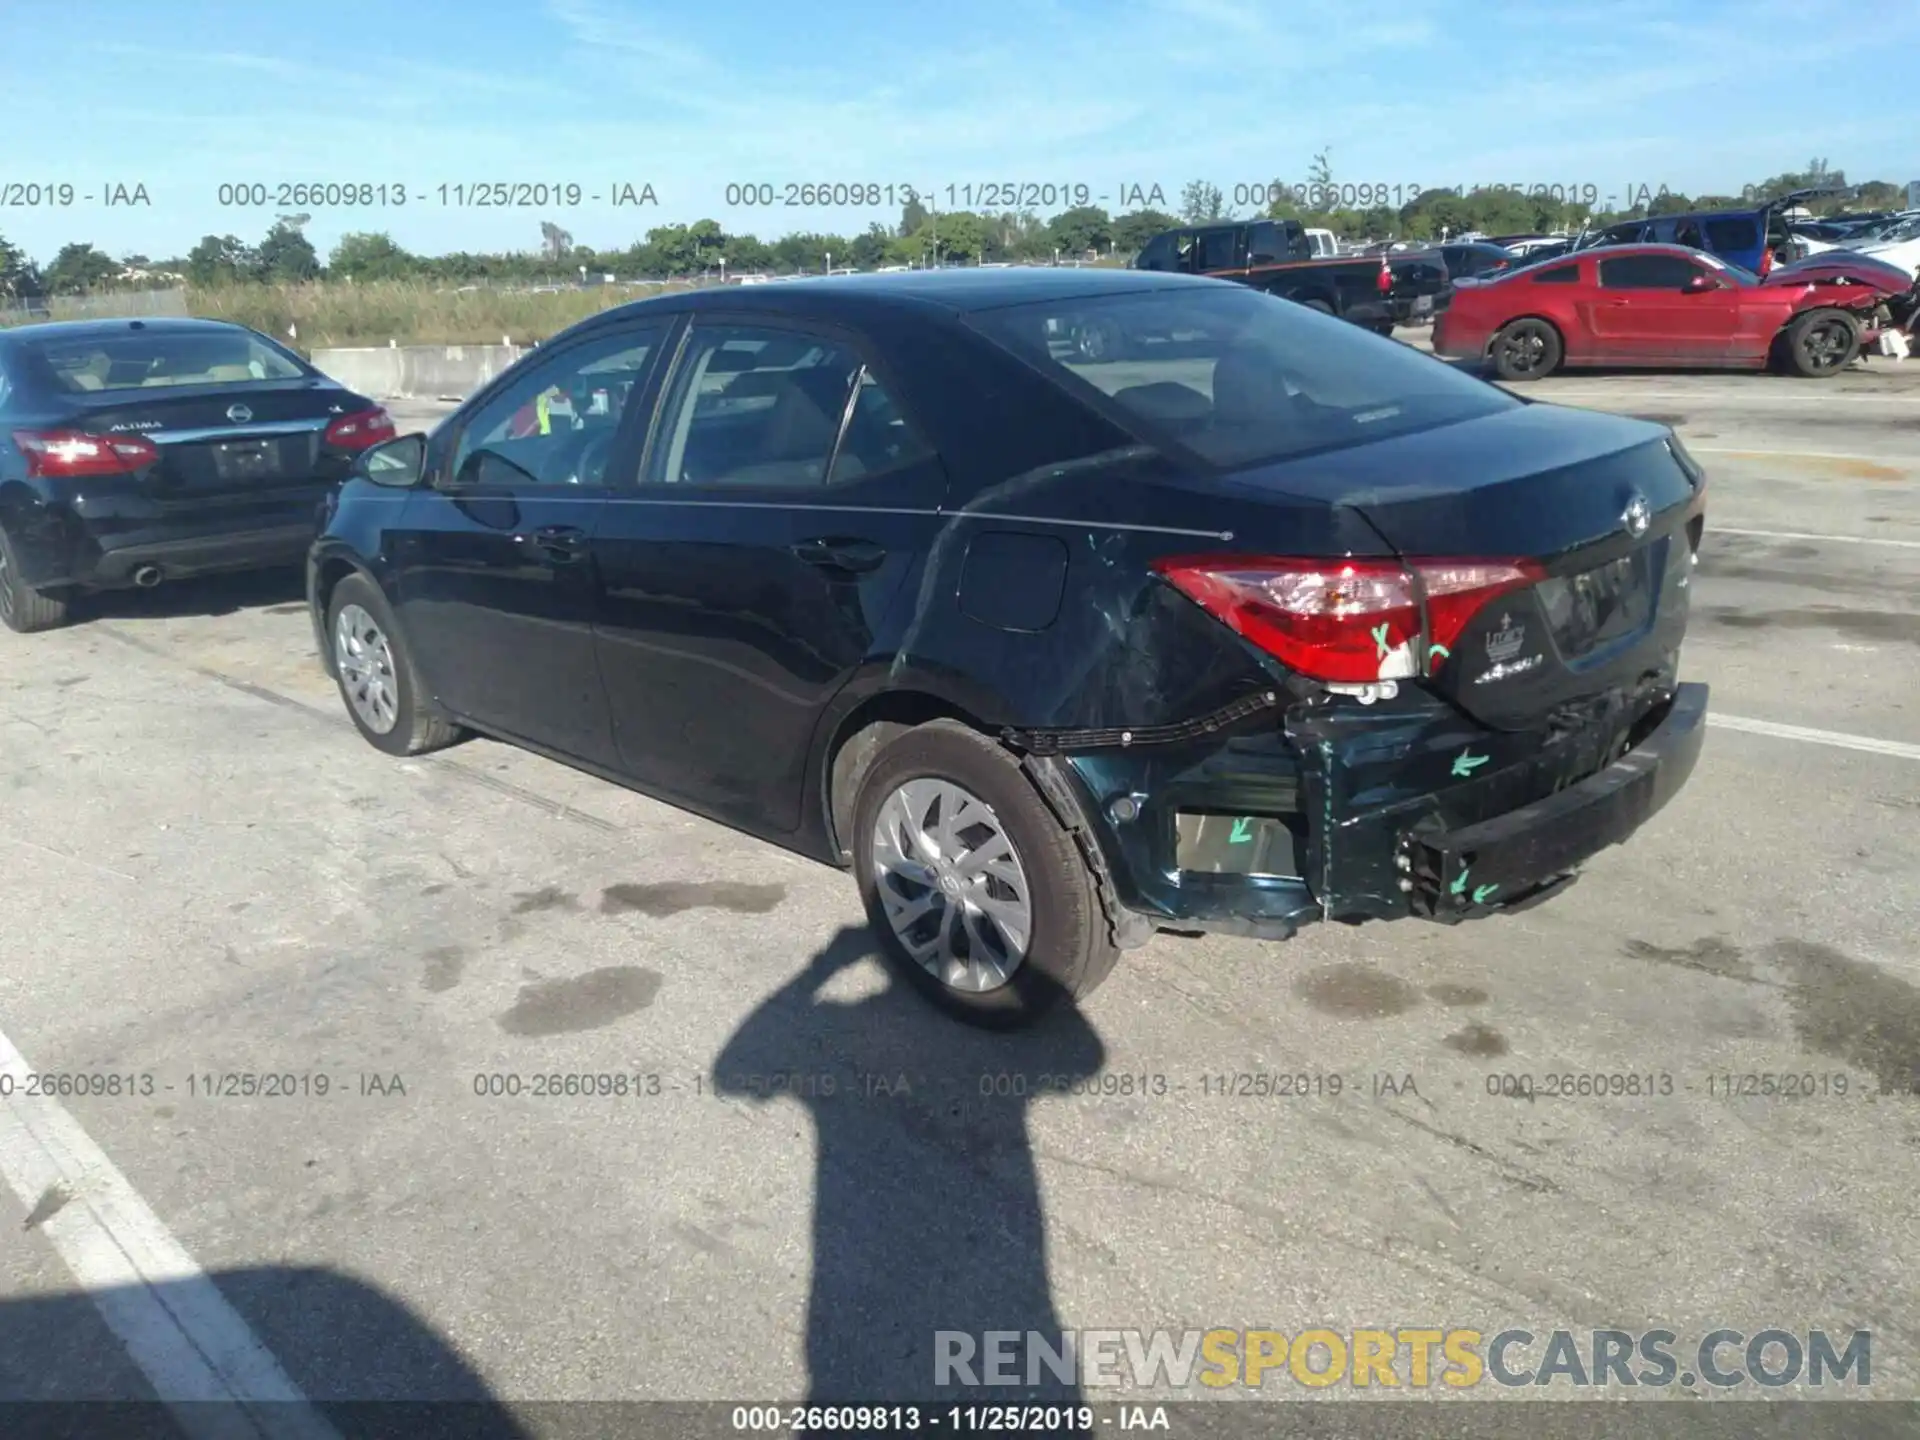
[308,268,1708,1028]
[0,317,394,631]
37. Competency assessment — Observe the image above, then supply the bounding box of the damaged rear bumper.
[1403,683,1707,921]
[1024,679,1708,946]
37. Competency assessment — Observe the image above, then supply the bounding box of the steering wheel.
[544,426,617,486]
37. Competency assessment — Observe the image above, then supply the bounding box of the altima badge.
[1622,493,1651,537]
[1485,613,1526,664]
[226,403,253,424]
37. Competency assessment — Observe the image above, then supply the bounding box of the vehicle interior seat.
[725,364,858,487]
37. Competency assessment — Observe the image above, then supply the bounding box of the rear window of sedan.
[966,284,1519,469]
[24,330,310,394]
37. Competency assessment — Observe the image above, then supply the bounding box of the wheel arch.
[815,678,1005,867]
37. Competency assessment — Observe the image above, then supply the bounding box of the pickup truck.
[1130,219,1409,332]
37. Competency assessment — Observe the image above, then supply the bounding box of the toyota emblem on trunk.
[1622,494,1651,537]
[226,403,253,423]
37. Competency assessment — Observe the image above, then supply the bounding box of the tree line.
[2,158,1902,298]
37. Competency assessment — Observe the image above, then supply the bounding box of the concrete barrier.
[308,344,528,400]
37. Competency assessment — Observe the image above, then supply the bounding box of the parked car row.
[1,271,1710,1032]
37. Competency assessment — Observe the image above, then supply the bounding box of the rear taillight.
[1377,261,1393,294]
[1153,555,1543,684]
[11,428,159,478]
[323,407,396,450]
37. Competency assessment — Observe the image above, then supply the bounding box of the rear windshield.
[24,330,310,394]
[965,284,1519,469]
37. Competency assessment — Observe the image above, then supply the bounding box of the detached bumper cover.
[1403,683,1708,921]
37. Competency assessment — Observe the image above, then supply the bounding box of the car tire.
[0,526,70,634]
[324,572,462,757]
[1781,308,1861,378]
[852,719,1120,1030]
[1489,317,1563,381]
[1074,317,1128,363]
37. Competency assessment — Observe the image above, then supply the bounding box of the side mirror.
[1685,274,1720,292]
[354,432,427,487]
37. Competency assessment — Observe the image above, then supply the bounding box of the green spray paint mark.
[1472,883,1500,905]
[1371,622,1392,659]
[1428,643,1451,672]
[1449,868,1470,897]
[1451,750,1490,778]
[1228,817,1255,844]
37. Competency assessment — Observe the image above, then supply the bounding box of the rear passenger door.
[590,319,950,834]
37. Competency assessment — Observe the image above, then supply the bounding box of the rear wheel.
[325,572,461,756]
[0,527,70,634]
[852,720,1120,1029]
[1781,308,1860,377]
[1489,318,1563,381]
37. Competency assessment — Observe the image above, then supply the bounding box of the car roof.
[578,266,1218,326]
[0,316,255,347]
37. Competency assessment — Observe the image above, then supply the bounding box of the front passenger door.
[1585,253,1729,362]
[387,321,672,764]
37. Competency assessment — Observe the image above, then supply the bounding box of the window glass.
[966,284,1517,470]
[646,325,884,489]
[1134,234,1177,271]
[1246,222,1286,264]
[1197,229,1240,271]
[1533,263,1580,284]
[449,326,662,488]
[1598,254,1697,289]
[830,367,934,484]
[1705,217,1760,252]
[26,329,308,394]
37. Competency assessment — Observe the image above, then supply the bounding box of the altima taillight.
[12,428,160,477]
[1376,260,1393,294]
[323,407,396,450]
[1152,555,1544,684]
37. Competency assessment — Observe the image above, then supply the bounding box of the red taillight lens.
[1377,261,1393,294]
[12,428,159,477]
[323,407,396,450]
[1153,555,1544,684]
[1412,559,1544,672]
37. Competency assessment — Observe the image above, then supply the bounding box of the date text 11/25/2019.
[718,181,1666,212]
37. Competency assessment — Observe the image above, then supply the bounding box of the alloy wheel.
[1798,318,1852,371]
[334,603,400,734]
[1499,324,1548,373]
[870,777,1034,993]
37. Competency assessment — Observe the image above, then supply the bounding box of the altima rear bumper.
[1402,683,1708,921]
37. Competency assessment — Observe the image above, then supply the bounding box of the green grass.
[185,279,701,349]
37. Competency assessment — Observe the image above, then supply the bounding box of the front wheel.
[0,527,70,634]
[852,720,1120,1029]
[1781,308,1860,377]
[325,572,462,756]
[1489,318,1563,381]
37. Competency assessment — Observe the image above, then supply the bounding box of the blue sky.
[4,0,1918,265]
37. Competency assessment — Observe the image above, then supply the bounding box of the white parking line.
[1690,446,1913,466]
[0,1026,340,1440]
[1711,526,1920,550]
[1539,387,1917,405]
[1711,714,1920,762]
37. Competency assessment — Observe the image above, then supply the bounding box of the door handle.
[790,536,887,574]
[519,524,589,564]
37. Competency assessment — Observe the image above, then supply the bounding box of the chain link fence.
[0,287,190,327]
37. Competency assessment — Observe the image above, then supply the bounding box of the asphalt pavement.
[1,352,1916,1437]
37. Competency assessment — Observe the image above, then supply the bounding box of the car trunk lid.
[1220,403,1704,730]
[66,379,355,503]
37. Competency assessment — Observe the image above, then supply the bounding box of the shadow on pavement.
[0,1265,531,1440]
[713,926,1105,1436]
[73,565,308,623]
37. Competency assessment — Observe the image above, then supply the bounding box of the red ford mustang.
[1432,243,1917,381]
